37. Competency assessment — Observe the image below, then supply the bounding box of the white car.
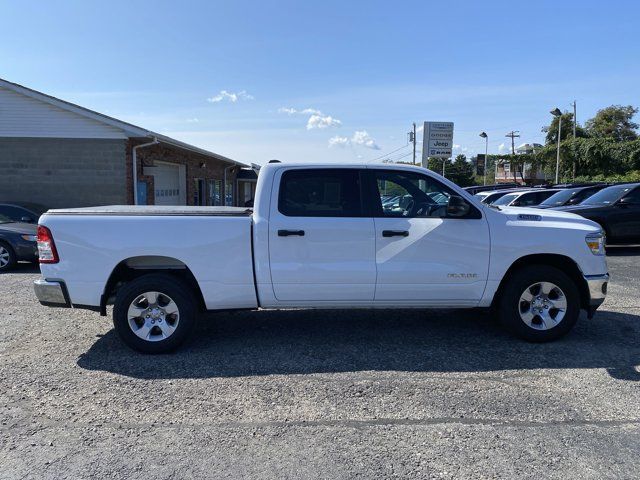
[34,163,608,353]
[492,189,561,207]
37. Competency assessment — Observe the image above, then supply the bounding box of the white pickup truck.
[34,162,609,353]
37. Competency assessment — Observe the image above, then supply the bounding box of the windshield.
[582,185,633,205]
[0,214,12,224]
[540,189,577,206]
[493,193,520,206]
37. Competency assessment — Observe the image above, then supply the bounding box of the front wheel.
[113,274,198,353]
[498,265,580,342]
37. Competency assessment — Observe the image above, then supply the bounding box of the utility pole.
[505,131,520,183]
[408,123,417,165]
[572,100,577,180]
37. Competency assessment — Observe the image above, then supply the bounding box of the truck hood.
[0,221,37,235]
[491,206,602,232]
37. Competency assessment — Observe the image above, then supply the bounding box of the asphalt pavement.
[1,248,639,479]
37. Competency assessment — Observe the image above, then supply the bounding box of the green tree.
[585,105,638,141]
[448,154,476,186]
[542,112,588,145]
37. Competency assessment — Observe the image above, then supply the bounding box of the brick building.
[0,78,252,208]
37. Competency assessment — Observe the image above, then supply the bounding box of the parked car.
[553,183,640,244]
[536,184,608,209]
[0,214,38,271]
[474,188,523,204]
[0,202,48,224]
[34,163,608,353]
[491,189,561,207]
[463,183,521,195]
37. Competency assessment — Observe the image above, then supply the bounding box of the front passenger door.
[368,169,490,305]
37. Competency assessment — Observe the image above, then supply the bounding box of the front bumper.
[34,279,70,308]
[584,273,609,317]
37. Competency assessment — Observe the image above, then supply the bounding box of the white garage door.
[153,162,184,205]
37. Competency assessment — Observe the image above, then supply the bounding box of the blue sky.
[2,0,639,165]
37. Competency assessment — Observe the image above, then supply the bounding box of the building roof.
[0,77,248,167]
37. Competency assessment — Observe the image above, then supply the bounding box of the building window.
[208,180,222,206]
[503,162,510,174]
[225,180,233,206]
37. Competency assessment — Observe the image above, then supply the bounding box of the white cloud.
[329,130,380,150]
[352,130,380,150]
[278,107,322,115]
[186,118,199,123]
[207,90,254,103]
[307,114,342,130]
[453,144,468,153]
[498,143,507,152]
[280,107,342,131]
[328,135,350,148]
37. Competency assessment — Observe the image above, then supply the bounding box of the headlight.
[585,233,605,255]
[21,234,37,242]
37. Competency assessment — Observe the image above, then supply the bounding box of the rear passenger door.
[268,168,376,302]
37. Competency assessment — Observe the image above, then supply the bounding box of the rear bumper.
[15,239,38,262]
[584,273,609,318]
[34,279,71,308]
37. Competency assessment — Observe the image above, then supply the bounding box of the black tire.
[0,241,17,272]
[113,273,198,353]
[498,265,580,342]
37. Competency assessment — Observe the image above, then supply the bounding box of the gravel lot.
[1,248,639,479]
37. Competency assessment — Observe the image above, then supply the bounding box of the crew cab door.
[366,168,490,305]
[268,168,376,301]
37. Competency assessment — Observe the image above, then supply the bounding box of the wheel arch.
[100,255,206,316]
[492,253,590,311]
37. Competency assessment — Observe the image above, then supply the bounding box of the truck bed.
[44,205,253,216]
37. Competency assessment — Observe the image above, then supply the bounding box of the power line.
[379,151,414,163]
[368,142,409,161]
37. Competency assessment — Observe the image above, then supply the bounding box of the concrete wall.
[0,138,127,208]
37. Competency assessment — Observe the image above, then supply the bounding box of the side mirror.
[447,195,470,218]
[20,216,32,223]
[618,196,637,206]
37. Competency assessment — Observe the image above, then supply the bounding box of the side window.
[278,169,363,217]
[372,170,477,218]
[517,192,537,206]
[623,187,640,203]
[0,206,27,222]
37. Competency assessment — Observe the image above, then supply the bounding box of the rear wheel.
[0,242,16,272]
[498,265,580,342]
[113,274,198,353]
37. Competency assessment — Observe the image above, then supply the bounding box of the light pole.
[479,132,488,185]
[551,108,562,184]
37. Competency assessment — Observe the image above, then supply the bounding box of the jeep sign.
[421,122,454,167]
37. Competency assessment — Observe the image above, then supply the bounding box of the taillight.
[37,225,59,264]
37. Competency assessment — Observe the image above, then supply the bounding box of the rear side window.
[0,205,30,222]
[278,169,363,217]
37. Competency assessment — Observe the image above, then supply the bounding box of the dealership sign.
[421,122,454,167]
